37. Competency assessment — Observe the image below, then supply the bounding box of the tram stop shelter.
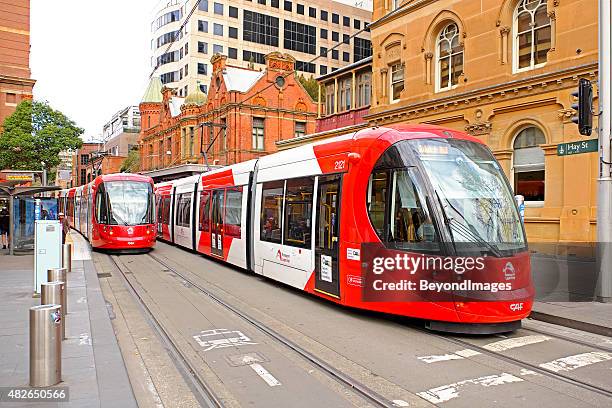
[0,181,60,256]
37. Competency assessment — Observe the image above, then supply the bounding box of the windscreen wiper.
[435,191,503,258]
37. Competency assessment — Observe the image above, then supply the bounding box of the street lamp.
[40,161,47,187]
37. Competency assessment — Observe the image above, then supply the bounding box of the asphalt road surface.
[98,242,612,408]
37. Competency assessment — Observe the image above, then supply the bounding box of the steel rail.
[108,254,226,408]
[146,251,396,408]
[431,332,612,399]
[521,324,612,354]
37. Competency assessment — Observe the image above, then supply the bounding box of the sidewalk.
[531,301,612,337]
[0,233,136,407]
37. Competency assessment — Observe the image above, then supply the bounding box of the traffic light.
[571,78,593,136]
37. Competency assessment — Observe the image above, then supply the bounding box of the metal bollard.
[41,282,66,340]
[29,304,62,387]
[48,268,68,314]
[62,243,72,273]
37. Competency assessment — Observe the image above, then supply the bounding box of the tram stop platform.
[0,234,136,407]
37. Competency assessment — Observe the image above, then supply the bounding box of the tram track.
[425,331,612,400]
[521,324,612,353]
[107,254,227,408]
[143,251,396,408]
[137,244,612,406]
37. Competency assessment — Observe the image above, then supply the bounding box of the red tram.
[59,173,156,251]
[156,124,534,333]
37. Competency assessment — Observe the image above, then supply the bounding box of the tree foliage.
[0,100,83,172]
[297,74,320,102]
[120,147,141,173]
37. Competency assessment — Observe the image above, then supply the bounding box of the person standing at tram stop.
[0,206,9,249]
[59,212,70,244]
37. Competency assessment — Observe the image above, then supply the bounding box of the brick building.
[0,0,35,128]
[71,143,100,186]
[139,52,318,171]
[85,155,124,182]
[279,56,373,150]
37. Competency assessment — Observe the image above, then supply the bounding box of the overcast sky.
[30,0,372,141]
[31,0,154,141]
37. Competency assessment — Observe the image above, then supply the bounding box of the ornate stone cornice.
[366,63,597,124]
[465,121,492,136]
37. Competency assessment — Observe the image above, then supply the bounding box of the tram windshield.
[415,139,525,255]
[367,139,526,257]
[96,181,154,226]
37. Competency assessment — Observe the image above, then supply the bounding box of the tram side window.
[162,197,171,224]
[176,193,192,227]
[284,177,314,248]
[368,168,439,252]
[260,180,284,244]
[224,187,243,237]
[96,184,109,224]
[199,190,211,231]
[367,171,388,236]
[80,195,87,222]
[156,196,163,223]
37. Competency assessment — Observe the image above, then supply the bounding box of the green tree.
[120,147,141,173]
[0,100,83,173]
[297,74,320,102]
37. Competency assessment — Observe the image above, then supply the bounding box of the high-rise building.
[102,106,141,157]
[0,0,35,128]
[150,0,372,97]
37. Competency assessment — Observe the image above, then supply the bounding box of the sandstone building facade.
[365,0,598,243]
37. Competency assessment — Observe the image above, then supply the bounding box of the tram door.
[314,174,342,298]
[211,189,224,257]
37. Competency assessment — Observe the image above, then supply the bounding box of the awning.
[0,185,61,197]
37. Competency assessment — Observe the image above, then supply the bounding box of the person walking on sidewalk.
[0,207,8,249]
[59,212,70,244]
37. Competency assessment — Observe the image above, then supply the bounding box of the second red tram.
[59,173,156,250]
[155,124,534,333]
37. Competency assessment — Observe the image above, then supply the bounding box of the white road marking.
[418,354,464,363]
[392,400,409,407]
[239,355,281,387]
[417,349,481,363]
[483,335,550,352]
[455,349,481,358]
[249,363,281,387]
[78,333,92,346]
[417,373,523,404]
[77,296,87,304]
[193,328,257,351]
[540,352,612,372]
[519,368,540,376]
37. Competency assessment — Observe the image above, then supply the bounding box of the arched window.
[514,0,551,71]
[436,23,463,91]
[513,126,546,202]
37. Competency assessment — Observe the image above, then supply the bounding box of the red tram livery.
[59,173,156,251]
[157,124,534,333]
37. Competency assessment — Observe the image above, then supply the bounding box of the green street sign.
[557,139,599,156]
